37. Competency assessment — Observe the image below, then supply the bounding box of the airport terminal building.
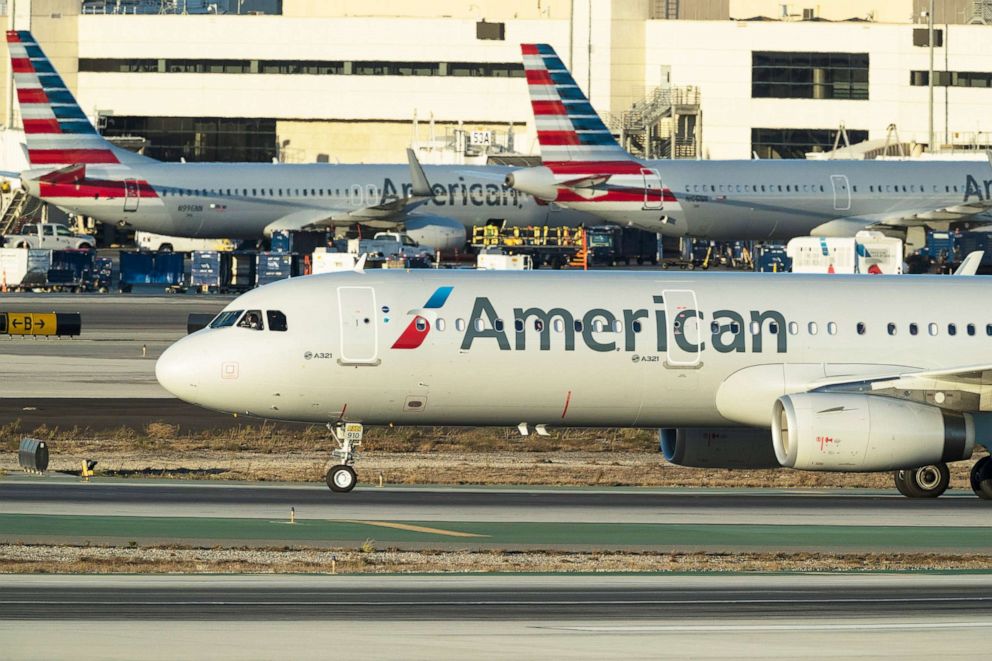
[1,0,992,165]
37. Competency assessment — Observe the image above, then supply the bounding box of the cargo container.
[311,247,357,273]
[256,252,300,286]
[0,248,51,289]
[270,230,332,256]
[119,252,185,292]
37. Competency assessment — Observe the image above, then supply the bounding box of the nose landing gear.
[325,422,362,493]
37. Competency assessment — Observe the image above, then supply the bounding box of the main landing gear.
[893,458,992,499]
[893,464,950,498]
[971,456,992,500]
[325,422,362,493]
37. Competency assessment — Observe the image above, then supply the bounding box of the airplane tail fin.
[6,30,155,169]
[521,43,635,169]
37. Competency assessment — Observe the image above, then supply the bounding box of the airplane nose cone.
[156,340,198,402]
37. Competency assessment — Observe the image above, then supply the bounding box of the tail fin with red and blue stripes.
[6,30,153,169]
[521,43,635,169]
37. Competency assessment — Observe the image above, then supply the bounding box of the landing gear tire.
[970,456,992,500]
[894,463,950,498]
[327,464,357,493]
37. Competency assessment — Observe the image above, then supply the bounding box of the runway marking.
[545,621,992,633]
[340,520,489,538]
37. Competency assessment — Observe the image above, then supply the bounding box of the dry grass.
[2,543,991,575]
[0,420,986,489]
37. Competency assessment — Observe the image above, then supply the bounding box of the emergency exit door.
[337,286,379,365]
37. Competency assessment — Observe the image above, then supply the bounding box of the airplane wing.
[809,363,992,413]
[812,199,992,236]
[263,149,435,235]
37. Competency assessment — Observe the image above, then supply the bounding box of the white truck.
[3,223,96,251]
[787,231,903,275]
[135,231,235,253]
[344,232,431,260]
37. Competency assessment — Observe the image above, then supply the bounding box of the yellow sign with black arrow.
[0,312,80,336]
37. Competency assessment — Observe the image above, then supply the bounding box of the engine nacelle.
[404,215,466,252]
[660,427,781,469]
[772,393,975,471]
[504,166,558,201]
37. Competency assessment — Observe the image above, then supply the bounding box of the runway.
[2,574,991,659]
[0,294,227,398]
[2,476,990,551]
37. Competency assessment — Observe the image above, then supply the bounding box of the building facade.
[1,0,990,164]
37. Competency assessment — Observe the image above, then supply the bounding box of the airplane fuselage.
[156,270,992,428]
[573,159,992,238]
[29,162,597,239]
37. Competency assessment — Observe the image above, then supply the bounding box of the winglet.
[354,253,368,273]
[953,250,984,276]
[406,148,433,199]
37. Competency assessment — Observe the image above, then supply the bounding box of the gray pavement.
[2,574,990,659]
[2,476,990,527]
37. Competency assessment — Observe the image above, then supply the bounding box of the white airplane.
[157,268,992,499]
[4,31,600,251]
[506,44,992,239]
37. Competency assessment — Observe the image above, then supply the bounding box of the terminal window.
[752,52,869,100]
[911,70,992,88]
[751,128,869,160]
[102,116,277,162]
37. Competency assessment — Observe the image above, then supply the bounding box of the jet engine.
[660,427,781,469]
[772,393,975,471]
[504,166,557,201]
[404,215,466,252]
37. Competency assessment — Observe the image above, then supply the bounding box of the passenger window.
[436,318,446,332]
[612,320,622,333]
[788,321,798,335]
[514,319,524,332]
[554,319,565,333]
[731,322,741,335]
[593,320,605,332]
[856,322,865,335]
[266,310,288,332]
[534,320,545,332]
[929,323,938,336]
[711,321,720,334]
[827,322,837,335]
[987,323,992,336]
[494,319,504,332]
[237,310,264,331]
[209,310,243,329]
[574,320,583,332]
[967,323,976,336]
[473,319,484,332]
[948,323,957,336]
[632,321,642,333]
[455,319,466,332]
[768,322,778,335]
[750,321,760,335]
[910,323,919,336]
[808,322,818,335]
[887,323,896,336]
[415,318,428,332]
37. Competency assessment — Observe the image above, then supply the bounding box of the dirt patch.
[1,421,986,489]
[2,543,991,575]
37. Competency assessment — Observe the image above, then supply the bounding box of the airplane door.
[337,286,380,366]
[642,168,664,210]
[123,179,140,212]
[663,289,702,367]
[830,174,851,211]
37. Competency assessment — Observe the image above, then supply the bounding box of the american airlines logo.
[390,286,454,350]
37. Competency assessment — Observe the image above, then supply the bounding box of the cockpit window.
[237,310,264,330]
[267,310,288,332]
[209,310,243,328]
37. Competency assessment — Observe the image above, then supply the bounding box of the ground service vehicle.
[4,223,95,250]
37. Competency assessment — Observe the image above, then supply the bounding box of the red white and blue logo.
[391,286,453,349]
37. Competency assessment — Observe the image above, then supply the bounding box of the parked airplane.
[157,268,992,499]
[4,31,599,250]
[506,43,992,239]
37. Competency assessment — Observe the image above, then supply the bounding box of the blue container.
[119,251,185,291]
[191,251,225,288]
[48,249,94,286]
[256,252,298,287]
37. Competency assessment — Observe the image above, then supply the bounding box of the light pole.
[927,0,935,152]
